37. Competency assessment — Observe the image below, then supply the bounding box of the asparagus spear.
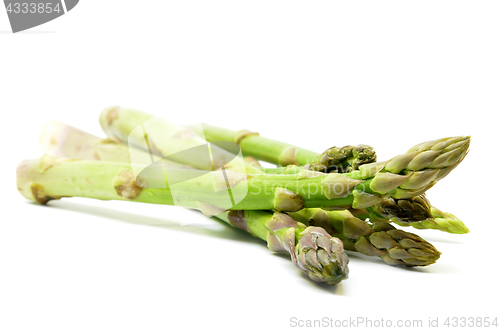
[188,122,470,199]
[186,122,377,169]
[189,122,470,192]
[16,155,347,211]
[203,124,470,199]
[217,210,349,285]
[184,123,319,166]
[392,207,469,234]
[289,208,441,266]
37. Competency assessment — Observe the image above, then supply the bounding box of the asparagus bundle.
[16,107,471,286]
[37,122,442,267]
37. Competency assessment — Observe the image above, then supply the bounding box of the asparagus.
[22,153,429,212]
[187,122,377,169]
[16,155,355,211]
[289,209,441,266]
[189,122,470,196]
[394,207,469,234]
[217,210,349,285]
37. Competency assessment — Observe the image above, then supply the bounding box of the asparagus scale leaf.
[371,194,433,223]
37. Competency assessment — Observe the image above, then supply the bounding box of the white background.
[1,1,499,330]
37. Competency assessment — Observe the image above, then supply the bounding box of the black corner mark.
[64,0,77,11]
[3,0,79,33]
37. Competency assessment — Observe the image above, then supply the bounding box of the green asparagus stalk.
[393,207,469,234]
[16,155,356,211]
[187,122,377,169]
[190,122,470,195]
[289,208,441,266]
[184,123,319,166]
[217,210,349,285]
[22,153,427,212]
